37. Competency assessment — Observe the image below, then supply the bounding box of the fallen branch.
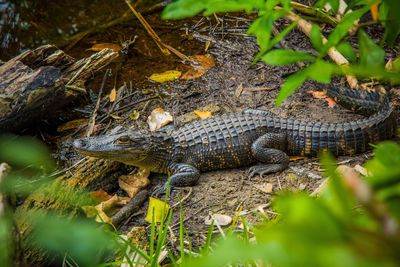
[125,0,191,62]
[282,9,359,88]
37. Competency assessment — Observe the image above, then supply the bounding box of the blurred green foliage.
[163,0,400,104]
[0,135,116,266]
[180,142,400,267]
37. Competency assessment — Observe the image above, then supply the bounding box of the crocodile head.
[73,126,171,167]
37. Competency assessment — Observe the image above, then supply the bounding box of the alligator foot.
[248,163,287,178]
[152,184,168,197]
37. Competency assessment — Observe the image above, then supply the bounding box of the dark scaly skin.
[73,87,397,195]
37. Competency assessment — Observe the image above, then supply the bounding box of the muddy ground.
[2,1,399,250]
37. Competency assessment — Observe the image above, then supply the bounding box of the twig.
[124,0,191,62]
[282,8,358,88]
[290,2,338,26]
[86,69,110,137]
[112,190,149,227]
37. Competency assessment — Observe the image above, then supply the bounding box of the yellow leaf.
[145,197,170,223]
[129,110,140,121]
[109,87,117,102]
[149,70,181,83]
[88,43,121,52]
[193,110,212,120]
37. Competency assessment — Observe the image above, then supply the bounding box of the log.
[0,45,118,133]
[14,158,123,265]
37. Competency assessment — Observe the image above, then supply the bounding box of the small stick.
[124,0,191,62]
[282,9,358,88]
[86,69,110,137]
[112,190,149,227]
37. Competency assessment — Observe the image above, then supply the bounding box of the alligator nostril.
[73,139,85,149]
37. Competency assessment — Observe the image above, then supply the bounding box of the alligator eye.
[115,137,131,144]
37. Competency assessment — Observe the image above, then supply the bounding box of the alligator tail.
[287,87,396,156]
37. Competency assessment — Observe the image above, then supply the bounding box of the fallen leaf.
[254,183,273,194]
[145,197,170,223]
[307,90,336,108]
[193,110,212,120]
[177,104,220,124]
[119,168,150,198]
[109,87,117,102]
[88,43,121,52]
[129,110,140,121]
[307,90,327,99]
[181,54,215,80]
[147,108,173,131]
[90,190,113,204]
[204,214,232,226]
[57,119,88,132]
[234,83,244,98]
[289,156,305,161]
[370,3,379,22]
[325,97,337,108]
[149,70,181,83]
[354,164,369,176]
[82,194,130,225]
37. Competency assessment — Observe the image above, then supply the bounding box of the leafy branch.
[163,0,400,104]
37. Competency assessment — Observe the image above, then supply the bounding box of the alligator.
[73,87,397,195]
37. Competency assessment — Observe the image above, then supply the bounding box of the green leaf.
[275,68,309,105]
[262,49,315,66]
[365,141,400,189]
[310,24,323,52]
[0,135,55,172]
[322,6,369,54]
[379,0,400,46]
[336,42,356,63]
[308,60,335,83]
[162,0,206,19]
[359,30,385,67]
[270,22,297,50]
[248,15,274,60]
[162,0,265,19]
[315,0,340,13]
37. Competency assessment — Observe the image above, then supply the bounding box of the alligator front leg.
[152,163,200,196]
[248,132,289,177]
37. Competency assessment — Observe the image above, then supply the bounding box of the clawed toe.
[151,184,167,198]
[247,164,287,178]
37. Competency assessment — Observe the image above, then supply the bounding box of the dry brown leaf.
[289,156,305,161]
[181,54,215,80]
[109,87,117,102]
[57,119,88,132]
[149,70,181,83]
[90,190,113,204]
[119,169,151,198]
[354,164,369,176]
[307,90,327,99]
[326,97,337,108]
[193,110,212,120]
[255,183,273,194]
[147,108,173,131]
[88,43,121,52]
[82,194,129,225]
[307,90,336,108]
[204,214,232,226]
